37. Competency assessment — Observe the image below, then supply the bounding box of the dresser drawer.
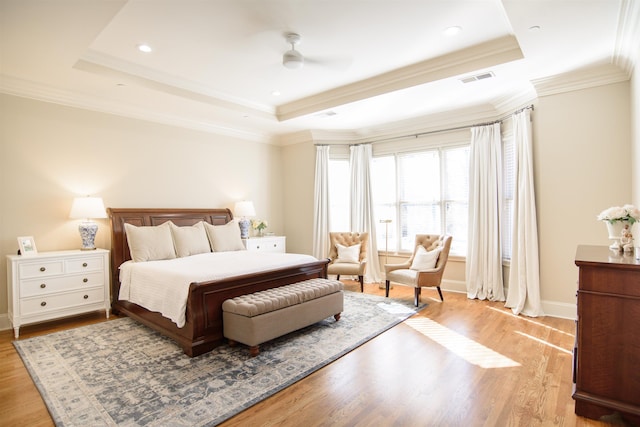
[20,272,105,297]
[19,260,65,278]
[20,287,105,316]
[65,256,104,273]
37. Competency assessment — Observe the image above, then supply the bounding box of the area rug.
[15,291,424,426]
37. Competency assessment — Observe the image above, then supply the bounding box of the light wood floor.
[0,281,630,426]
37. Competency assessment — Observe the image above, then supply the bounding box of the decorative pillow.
[124,221,176,262]
[204,220,245,252]
[334,243,361,263]
[410,245,441,271]
[169,221,211,257]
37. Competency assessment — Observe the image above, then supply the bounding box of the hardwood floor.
[0,281,630,426]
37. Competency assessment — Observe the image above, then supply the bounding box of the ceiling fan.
[281,32,353,71]
[282,32,304,69]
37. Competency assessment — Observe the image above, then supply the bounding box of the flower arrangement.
[597,204,640,226]
[251,219,268,234]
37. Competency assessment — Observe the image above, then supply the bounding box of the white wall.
[282,81,633,318]
[0,94,284,323]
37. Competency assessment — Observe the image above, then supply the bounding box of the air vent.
[460,72,495,84]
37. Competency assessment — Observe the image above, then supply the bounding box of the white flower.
[597,204,640,225]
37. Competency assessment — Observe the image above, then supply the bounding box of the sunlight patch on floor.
[486,306,575,337]
[514,331,572,354]
[404,318,520,368]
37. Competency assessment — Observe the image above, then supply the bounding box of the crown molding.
[276,35,524,122]
[532,62,629,98]
[0,75,270,143]
[613,0,640,74]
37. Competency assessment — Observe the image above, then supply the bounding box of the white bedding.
[119,251,318,328]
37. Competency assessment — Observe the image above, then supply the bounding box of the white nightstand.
[6,249,110,338]
[243,236,286,253]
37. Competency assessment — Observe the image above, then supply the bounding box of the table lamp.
[234,201,256,239]
[69,196,107,250]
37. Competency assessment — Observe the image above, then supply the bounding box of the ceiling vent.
[460,72,495,84]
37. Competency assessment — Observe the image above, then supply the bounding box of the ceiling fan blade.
[305,56,353,71]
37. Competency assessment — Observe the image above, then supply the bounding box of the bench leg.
[334,313,341,321]
[248,345,260,357]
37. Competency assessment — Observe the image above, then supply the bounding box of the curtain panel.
[466,123,506,301]
[349,144,382,283]
[505,109,543,316]
[312,145,331,260]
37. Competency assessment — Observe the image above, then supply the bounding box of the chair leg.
[437,286,444,301]
[414,288,421,307]
[336,274,340,281]
[385,280,390,297]
[358,275,364,292]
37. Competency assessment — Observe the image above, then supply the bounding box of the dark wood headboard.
[107,208,233,305]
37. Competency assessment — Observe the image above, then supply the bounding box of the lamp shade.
[234,201,256,218]
[69,197,107,219]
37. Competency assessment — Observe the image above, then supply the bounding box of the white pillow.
[170,221,211,257]
[335,243,361,263]
[204,220,245,252]
[410,245,441,271]
[124,221,176,262]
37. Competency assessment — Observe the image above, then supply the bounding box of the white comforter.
[119,251,318,328]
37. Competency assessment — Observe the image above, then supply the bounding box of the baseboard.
[541,300,577,320]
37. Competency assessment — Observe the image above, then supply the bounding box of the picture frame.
[17,236,38,256]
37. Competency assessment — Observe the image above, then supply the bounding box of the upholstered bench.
[222,278,344,357]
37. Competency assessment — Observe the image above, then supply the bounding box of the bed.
[108,208,329,357]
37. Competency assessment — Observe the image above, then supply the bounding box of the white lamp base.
[78,221,98,250]
[238,218,250,239]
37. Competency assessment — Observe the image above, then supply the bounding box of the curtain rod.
[360,104,535,145]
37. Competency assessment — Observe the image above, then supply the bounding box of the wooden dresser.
[574,245,640,423]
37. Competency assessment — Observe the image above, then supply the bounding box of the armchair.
[327,232,369,292]
[384,234,452,306]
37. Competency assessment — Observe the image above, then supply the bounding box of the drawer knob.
[82,262,88,267]
[256,246,260,249]
[40,301,46,307]
[40,283,46,289]
[273,244,277,247]
[83,278,88,283]
[40,267,46,272]
[83,294,89,299]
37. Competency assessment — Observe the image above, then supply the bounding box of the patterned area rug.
[15,291,424,426]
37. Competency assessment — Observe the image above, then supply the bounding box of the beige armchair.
[327,232,369,292]
[384,234,452,306]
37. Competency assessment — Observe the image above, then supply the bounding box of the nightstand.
[6,249,110,338]
[243,236,286,253]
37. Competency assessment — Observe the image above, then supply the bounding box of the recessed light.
[443,26,462,36]
[528,25,541,32]
[271,90,281,97]
[137,43,153,53]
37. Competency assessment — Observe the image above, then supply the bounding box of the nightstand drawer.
[20,272,105,297]
[19,260,65,278]
[20,287,105,316]
[65,256,104,273]
[244,236,286,253]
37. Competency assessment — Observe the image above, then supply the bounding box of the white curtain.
[467,123,506,301]
[505,110,544,316]
[312,145,331,260]
[349,144,382,283]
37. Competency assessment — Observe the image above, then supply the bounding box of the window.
[502,133,515,261]
[372,145,469,256]
[328,159,349,232]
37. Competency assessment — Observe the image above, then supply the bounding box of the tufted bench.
[222,278,344,356]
